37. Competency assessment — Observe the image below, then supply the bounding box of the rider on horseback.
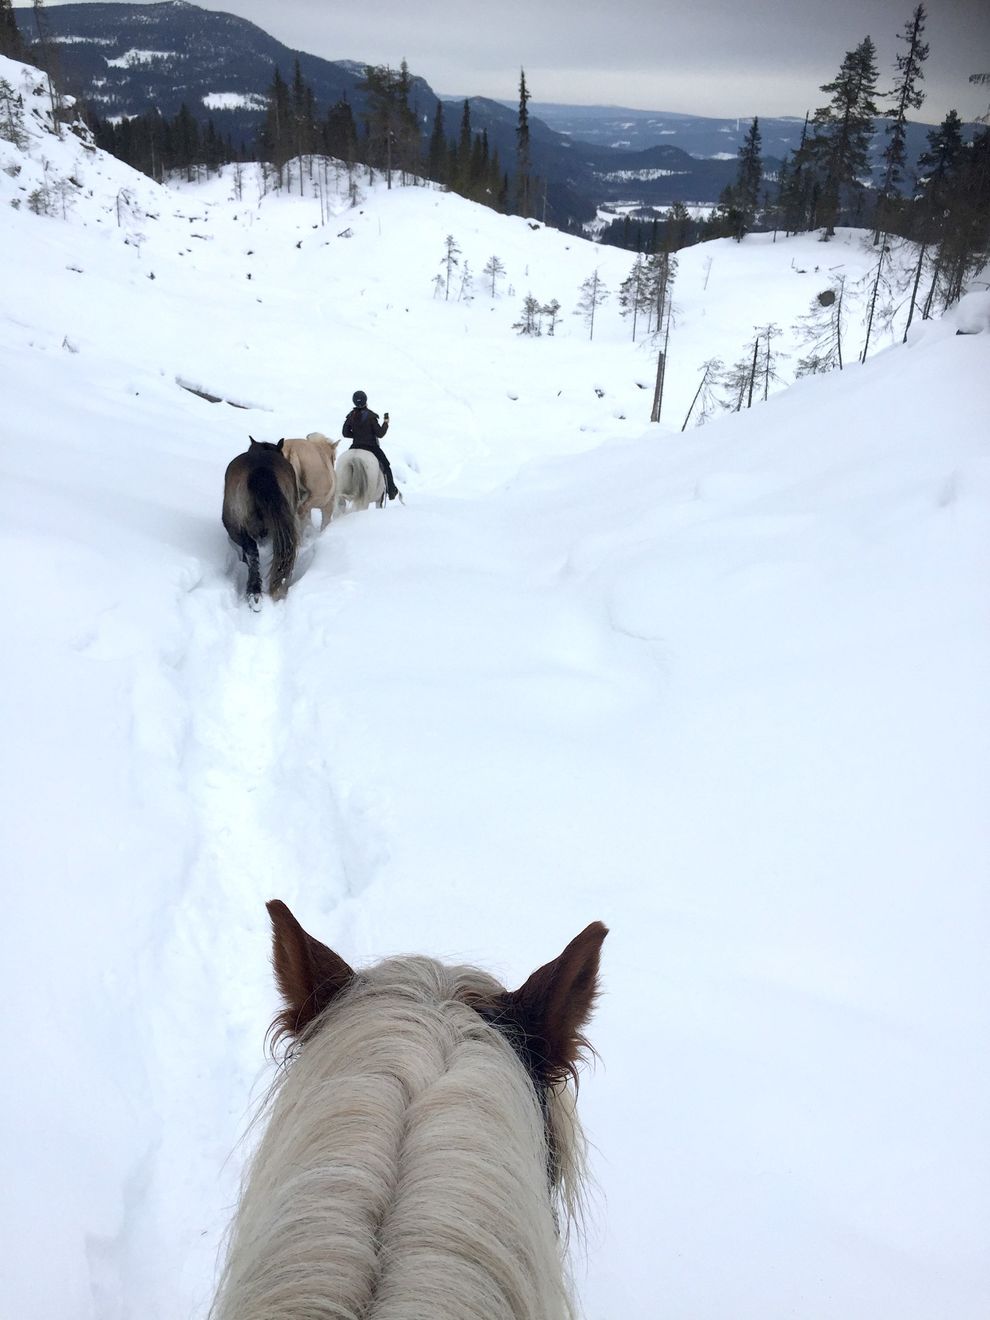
[342,390,399,500]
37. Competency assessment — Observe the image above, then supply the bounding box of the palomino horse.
[335,446,386,514]
[211,901,607,1320]
[282,432,340,531]
[221,438,299,605]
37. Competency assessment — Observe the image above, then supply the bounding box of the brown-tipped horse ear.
[498,921,607,1086]
[266,899,354,1038]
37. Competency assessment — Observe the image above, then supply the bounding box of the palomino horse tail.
[249,465,297,599]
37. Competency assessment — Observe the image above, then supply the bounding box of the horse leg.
[243,538,262,606]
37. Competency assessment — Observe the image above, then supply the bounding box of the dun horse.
[282,432,340,531]
[335,446,386,514]
[222,439,299,604]
[211,901,607,1320]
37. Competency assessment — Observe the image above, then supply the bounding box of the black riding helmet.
[352,390,367,407]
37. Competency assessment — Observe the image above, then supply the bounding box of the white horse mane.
[211,954,589,1320]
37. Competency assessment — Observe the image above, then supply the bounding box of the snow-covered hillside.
[1,55,988,1320]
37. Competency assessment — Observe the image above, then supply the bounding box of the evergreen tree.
[427,100,446,183]
[681,359,723,430]
[874,4,928,242]
[915,109,965,240]
[795,278,847,375]
[360,63,417,189]
[903,109,965,336]
[483,254,506,296]
[456,98,472,193]
[779,113,816,233]
[457,260,474,303]
[618,253,651,340]
[542,298,562,335]
[809,37,880,235]
[575,269,608,340]
[933,124,990,310]
[261,66,291,184]
[720,335,763,412]
[645,250,676,336]
[173,103,200,182]
[513,293,542,335]
[30,0,63,134]
[516,68,532,217]
[665,200,694,250]
[324,98,357,162]
[440,233,461,301]
[0,75,26,147]
[735,117,763,238]
[0,0,24,59]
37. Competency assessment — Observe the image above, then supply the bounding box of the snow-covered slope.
[1,55,988,1320]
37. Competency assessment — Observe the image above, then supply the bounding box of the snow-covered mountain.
[2,53,989,1320]
[10,0,746,219]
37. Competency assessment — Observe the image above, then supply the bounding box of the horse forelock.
[214,955,586,1320]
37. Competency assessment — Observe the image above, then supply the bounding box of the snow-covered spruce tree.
[0,76,27,148]
[575,268,608,340]
[795,276,847,375]
[483,254,506,297]
[542,299,561,336]
[457,260,474,303]
[513,294,542,335]
[440,233,461,302]
[808,37,880,236]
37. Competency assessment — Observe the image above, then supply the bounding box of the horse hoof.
[248,593,262,612]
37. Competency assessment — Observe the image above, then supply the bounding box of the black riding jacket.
[342,408,389,450]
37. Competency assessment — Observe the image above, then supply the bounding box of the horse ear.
[277,438,285,450]
[499,921,607,1085]
[266,899,354,1040]
[249,435,257,446]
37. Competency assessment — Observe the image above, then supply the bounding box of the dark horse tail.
[248,465,297,599]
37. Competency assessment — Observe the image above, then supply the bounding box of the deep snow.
[1,55,989,1320]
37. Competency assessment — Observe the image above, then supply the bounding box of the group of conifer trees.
[260,58,524,216]
[602,5,988,317]
[90,105,239,182]
[86,53,533,218]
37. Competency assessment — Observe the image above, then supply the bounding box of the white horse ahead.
[211,901,607,1320]
[335,447,386,514]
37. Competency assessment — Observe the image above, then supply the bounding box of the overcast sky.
[45,0,990,122]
